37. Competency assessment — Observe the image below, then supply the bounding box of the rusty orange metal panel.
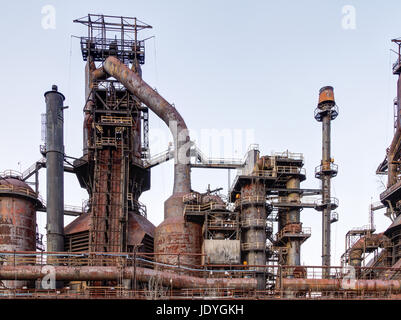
[318,86,335,107]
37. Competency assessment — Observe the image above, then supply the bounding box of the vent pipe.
[44,85,65,253]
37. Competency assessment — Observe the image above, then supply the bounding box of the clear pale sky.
[1,0,400,266]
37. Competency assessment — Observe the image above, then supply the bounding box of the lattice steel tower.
[73,15,152,253]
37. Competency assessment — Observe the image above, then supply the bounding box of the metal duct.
[93,57,200,266]
[349,233,385,267]
[0,265,256,290]
[101,56,191,196]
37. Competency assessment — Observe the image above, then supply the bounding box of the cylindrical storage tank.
[154,193,202,269]
[0,176,40,289]
[154,216,202,268]
[318,86,335,107]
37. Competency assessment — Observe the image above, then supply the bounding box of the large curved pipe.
[100,56,191,195]
[388,127,401,186]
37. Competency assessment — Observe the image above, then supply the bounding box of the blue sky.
[1,0,400,266]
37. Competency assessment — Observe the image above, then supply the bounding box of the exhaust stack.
[44,85,65,253]
[314,86,339,277]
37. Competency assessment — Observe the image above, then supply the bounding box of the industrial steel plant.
[1,14,401,300]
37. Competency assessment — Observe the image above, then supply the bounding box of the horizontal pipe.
[282,278,401,292]
[0,265,256,290]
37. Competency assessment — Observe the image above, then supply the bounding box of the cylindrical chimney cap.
[317,86,336,107]
[319,86,333,94]
[318,86,335,107]
[44,85,65,100]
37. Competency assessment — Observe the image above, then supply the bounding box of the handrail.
[207,220,238,228]
[315,163,338,174]
[380,178,401,201]
[21,158,46,181]
[252,169,275,177]
[100,115,133,125]
[272,151,304,161]
[144,143,259,169]
[40,199,85,215]
[275,226,311,241]
[276,166,306,175]
[142,147,174,168]
[268,196,319,206]
[315,197,339,207]
[184,202,227,213]
[131,199,147,218]
[192,144,244,166]
[234,195,266,208]
[0,184,38,199]
[0,170,23,179]
[182,192,202,204]
[241,219,266,228]
[253,166,306,177]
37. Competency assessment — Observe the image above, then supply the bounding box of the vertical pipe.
[322,114,331,271]
[315,86,338,278]
[240,181,266,290]
[286,177,301,266]
[44,85,65,253]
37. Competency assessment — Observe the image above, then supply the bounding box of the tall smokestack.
[314,86,339,278]
[44,85,65,253]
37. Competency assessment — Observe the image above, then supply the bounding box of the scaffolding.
[74,14,152,65]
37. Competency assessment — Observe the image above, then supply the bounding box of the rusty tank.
[0,174,40,288]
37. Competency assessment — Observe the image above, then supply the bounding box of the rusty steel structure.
[2,14,401,300]
[0,175,42,288]
[0,251,401,299]
[376,39,401,268]
[100,56,201,267]
[339,38,401,281]
[314,86,339,276]
[71,15,153,256]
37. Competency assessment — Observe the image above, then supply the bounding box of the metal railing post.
[134,249,137,297]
